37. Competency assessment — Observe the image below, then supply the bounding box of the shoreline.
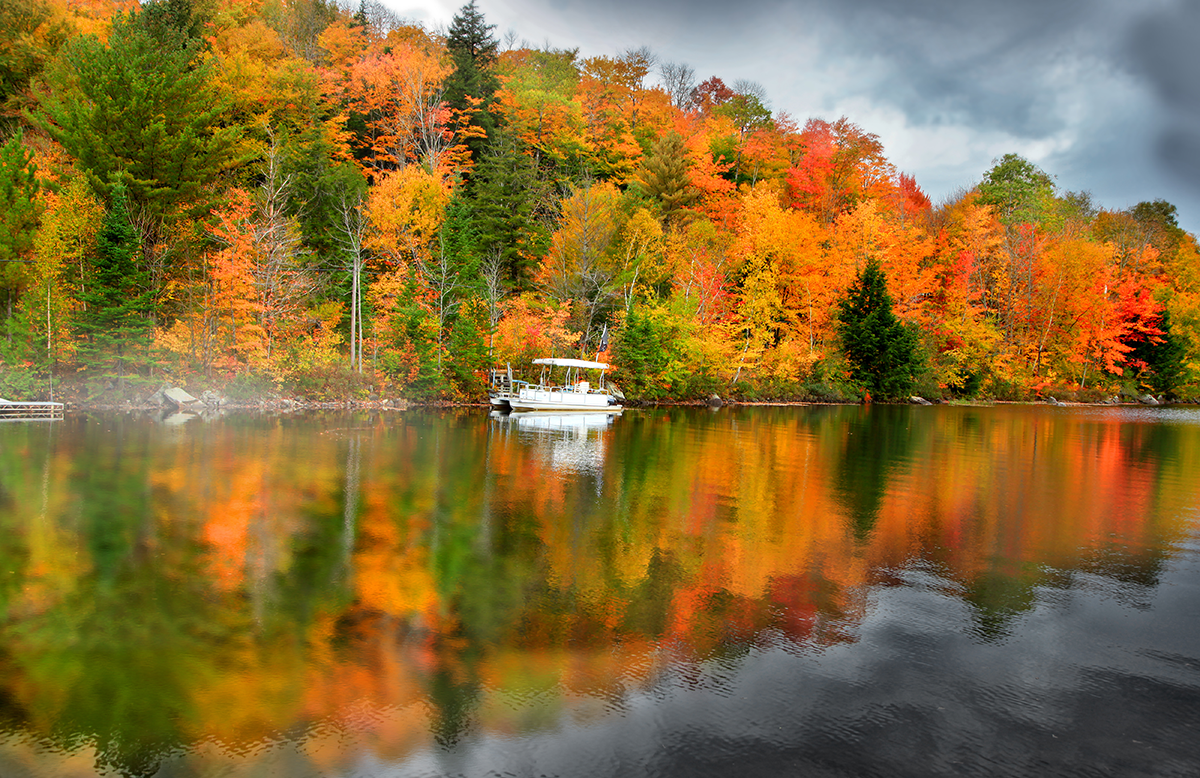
[54,396,1194,414]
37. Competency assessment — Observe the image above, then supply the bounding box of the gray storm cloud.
[421,0,1200,227]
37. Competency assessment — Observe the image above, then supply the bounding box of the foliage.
[443,0,501,162]
[0,130,44,333]
[2,0,1199,402]
[34,2,242,225]
[73,183,154,385]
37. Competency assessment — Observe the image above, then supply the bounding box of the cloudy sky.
[385,0,1200,234]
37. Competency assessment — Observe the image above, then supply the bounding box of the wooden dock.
[0,400,65,421]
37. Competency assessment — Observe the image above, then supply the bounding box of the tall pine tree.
[443,1,500,164]
[467,130,549,289]
[0,130,42,340]
[75,183,154,388]
[34,0,240,229]
[836,258,923,399]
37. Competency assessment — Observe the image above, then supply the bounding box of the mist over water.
[0,405,1198,777]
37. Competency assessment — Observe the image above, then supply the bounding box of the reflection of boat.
[491,409,621,430]
[489,409,618,474]
[508,358,623,413]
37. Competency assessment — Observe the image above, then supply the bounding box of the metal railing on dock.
[0,401,65,421]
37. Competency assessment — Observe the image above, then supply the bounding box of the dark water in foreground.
[0,405,1198,778]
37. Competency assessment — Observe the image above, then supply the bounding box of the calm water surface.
[0,405,1198,778]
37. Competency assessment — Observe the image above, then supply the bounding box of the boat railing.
[0,400,65,421]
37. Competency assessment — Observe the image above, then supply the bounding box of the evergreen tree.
[1128,308,1186,396]
[836,258,923,399]
[443,1,500,163]
[34,1,241,228]
[75,184,154,386]
[446,297,490,398]
[466,131,549,289]
[636,131,698,225]
[0,130,43,335]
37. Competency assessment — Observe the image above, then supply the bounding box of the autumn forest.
[2,0,1199,403]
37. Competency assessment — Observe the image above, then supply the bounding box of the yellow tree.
[25,176,104,368]
[494,47,584,169]
[538,181,626,344]
[365,166,449,267]
[927,194,1004,391]
[731,186,829,381]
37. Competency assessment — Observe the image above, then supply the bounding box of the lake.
[0,404,1198,778]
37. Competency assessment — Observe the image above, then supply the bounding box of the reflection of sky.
[1062,407,1200,426]
[390,539,1200,777]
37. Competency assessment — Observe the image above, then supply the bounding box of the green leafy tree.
[836,258,923,399]
[977,153,1057,228]
[74,183,154,388]
[1131,199,1186,265]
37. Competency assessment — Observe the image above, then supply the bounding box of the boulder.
[200,389,226,407]
[163,386,200,407]
[1138,394,1160,406]
[909,396,932,405]
[707,394,723,408]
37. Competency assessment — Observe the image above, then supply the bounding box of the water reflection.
[0,406,1197,776]
[490,410,617,477]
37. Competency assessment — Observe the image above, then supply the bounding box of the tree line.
[1,0,1196,402]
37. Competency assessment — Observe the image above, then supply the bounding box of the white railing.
[0,401,65,421]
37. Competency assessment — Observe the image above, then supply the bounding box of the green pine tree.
[75,183,154,388]
[636,131,698,225]
[1128,308,1186,396]
[836,258,923,399]
[34,0,241,228]
[443,1,500,164]
[613,307,677,401]
[0,130,43,341]
[466,131,549,290]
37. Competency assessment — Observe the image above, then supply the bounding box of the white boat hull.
[509,387,621,412]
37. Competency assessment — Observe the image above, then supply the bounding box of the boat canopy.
[532,357,610,370]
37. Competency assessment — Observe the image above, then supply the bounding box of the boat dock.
[0,400,65,421]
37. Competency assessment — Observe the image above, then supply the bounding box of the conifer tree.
[636,131,698,225]
[1128,309,1186,395]
[75,183,154,387]
[0,130,42,335]
[836,258,923,399]
[443,1,500,162]
[34,0,240,228]
[467,131,548,289]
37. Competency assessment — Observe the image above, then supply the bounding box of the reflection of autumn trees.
[0,409,1196,773]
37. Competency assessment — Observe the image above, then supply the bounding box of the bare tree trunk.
[337,192,368,374]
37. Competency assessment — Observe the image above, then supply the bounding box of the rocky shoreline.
[51,384,1192,415]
